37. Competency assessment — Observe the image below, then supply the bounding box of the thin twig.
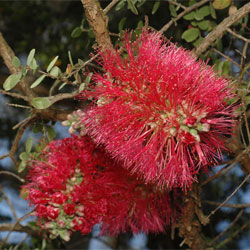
[204,200,250,209]
[209,209,244,246]
[227,28,250,43]
[0,90,29,102]
[202,146,250,186]
[1,211,36,246]
[160,0,210,33]
[207,173,250,219]
[194,2,250,57]
[215,223,248,249]
[0,185,18,221]
[103,0,120,14]
[0,171,25,183]
[166,0,186,10]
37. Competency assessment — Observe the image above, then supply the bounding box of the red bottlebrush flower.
[63,203,76,215]
[80,30,236,190]
[24,135,177,239]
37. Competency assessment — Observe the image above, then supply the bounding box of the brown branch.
[0,171,25,183]
[103,0,120,15]
[227,28,250,43]
[193,2,250,57]
[0,90,29,102]
[216,223,248,249]
[207,173,250,219]
[0,223,37,235]
[204,201,250,209]
[178,184,208,249]
[0,32,36,100]
[81,0,113,51]
[160,0,210,33]
[0,185,18,221]
[209,209,244,246]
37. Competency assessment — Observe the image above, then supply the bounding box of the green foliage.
[3,72,22,91]
[182,28,199,42]
[30,75,46,88]
[212,0,230,10]
[31,97,52,109]
[11,56,21,68]
[152,1,161,15]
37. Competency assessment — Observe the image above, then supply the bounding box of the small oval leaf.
[118,17,127,32]
[32,97,52,109]
[27,49,36,66]
[169,4,177,17]
[47,126,56,141]
[128,0,138,15]
[3,72,22,91]
[152,1,160,15]
[181,28,199,42]
[18,161,27,173]
[71,27,82,38]
[47,56,59,72]
[19,152,29,161]
[12,56,21,68]
[25,138,33,153]
[31,75,46,88]
[213,0,230,10]
[183,11,195,20]
[50,66,61,77]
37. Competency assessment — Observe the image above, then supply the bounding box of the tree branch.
[160,0,210,33]
[193,2,250,57]
[81,0,113,51]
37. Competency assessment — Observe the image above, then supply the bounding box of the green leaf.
[3,72,22,91]
[88,29,94,38]
[31,75,46,88]
[192,37,203,47]
[115,0,126,11]
[183,11,195,20]
[68,51,73,66]
[27,49,36,66]
[47,56,59,72]
[12,56,21,68]
[210,2,216,18]
[169,4,177,17]
[191,21,198,26]
[80,18,85,28]
[19,152,29,161]
[50,66,61,77]
[25,138,33,153]
[32,123,43,133]
[79,82,85,92]
[18,161,27,173]
[85,73,93,84]
[137,20,143,29]
[59,82,67,90]
[196,6,210,19]
[118,17,126,32]
[222,61,230,75]
[30,58,38,72]
[197,20,210,30]
[32,97,52,109]
[127,0,138,15]
[47,126,56,141]
[213,0,230,10]
[216,38,223,51]
[137,0,146,8]
[71,27,82,38]
[152,1,160,15]
[181,28,199,42]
